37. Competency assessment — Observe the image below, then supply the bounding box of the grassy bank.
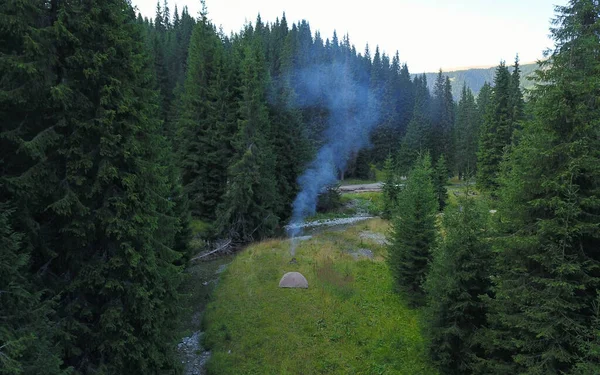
[202,219,436,375]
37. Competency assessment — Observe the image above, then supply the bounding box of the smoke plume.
[286,61,381,254]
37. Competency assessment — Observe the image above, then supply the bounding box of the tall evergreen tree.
[177,16,236,220]
[454,84,480,179]
[388,153,438,306]
[476,61,513,191]
[0,205,63,375]
[509,55,525,124]
[1,1,186,371]
[0,2,65,371]
[430,71,455,164]
[425,197,493,374]
[382,154,402,219]
[217,36,279,242]
[476,82,493,120]
[433,154,449,211]
[479,1,600,373]
[397,74,432,174]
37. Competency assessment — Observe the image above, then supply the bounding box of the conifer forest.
[1,0,600,374]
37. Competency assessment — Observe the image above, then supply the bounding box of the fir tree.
[177,17,235,220]
[217,38,279,242]
[0,1,64,371]
[430,71,455,164]
[433,154,449,211]
[29,1,183,371]
[509,55,525,124]
[479,1,600,373]
[454,84,480,179]
[382,154,403,219]
[425,197,493,374]
[476,82,493,121]
[0,204,63,374]
[388,153,438,306]
[397,74,431,174]
[476,61,512,191]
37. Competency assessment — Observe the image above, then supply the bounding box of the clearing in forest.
[202,218,436,375]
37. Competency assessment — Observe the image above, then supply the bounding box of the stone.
[278,272,308,289]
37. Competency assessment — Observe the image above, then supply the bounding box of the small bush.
[316,185,342,212]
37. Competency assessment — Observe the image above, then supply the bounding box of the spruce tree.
[388,153,438,306]
[0,2,64,372]
[177,16,236,220]
[382,154,402,219]
[476,82,493,120]
[0,204,63,374]
[15,1,184,372]
[268,15,311,222]
[217,38,279,242]
[509,55,525,124]
[425,196,492,374]
[476,62,512,191]
[433,154,449,211]
[480,1,600,373]
[430,71,455,164]
[454,84,480,179]
[397,74,431,174]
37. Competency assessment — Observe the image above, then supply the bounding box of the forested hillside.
[418,62,538,98]
[1,0,599,374]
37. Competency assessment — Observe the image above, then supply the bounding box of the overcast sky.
[131,0,564,73]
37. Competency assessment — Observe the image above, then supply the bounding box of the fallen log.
[191,239,232,262]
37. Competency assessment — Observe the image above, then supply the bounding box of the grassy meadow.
[201,218,436,375]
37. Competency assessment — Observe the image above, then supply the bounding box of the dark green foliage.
[48,2,183,372]
[2,0,185,372]
[382,154,403,219]
[388,154,438,306]
[425,197,492,375]
[476,82,493,120]
[476,59,524,192]
[0,2,64,372]
[573,295,600,374]
[316,186,342,213]
[431,71,456,166]
[369,53,413,165]
[433,154,449,211]
[479,1,600,373]
[266,16,312,222]
[177,17,235,219]
[397,75,432,175]
[454,84,480,179]
[0,205,63,375]
[217,38,279,243]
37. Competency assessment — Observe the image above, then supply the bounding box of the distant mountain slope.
[415,62,539,98]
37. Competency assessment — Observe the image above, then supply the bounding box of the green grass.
[340,191,384,216]
[202,219,436,375]
[190,219,213,237]
[446,180,480,207]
